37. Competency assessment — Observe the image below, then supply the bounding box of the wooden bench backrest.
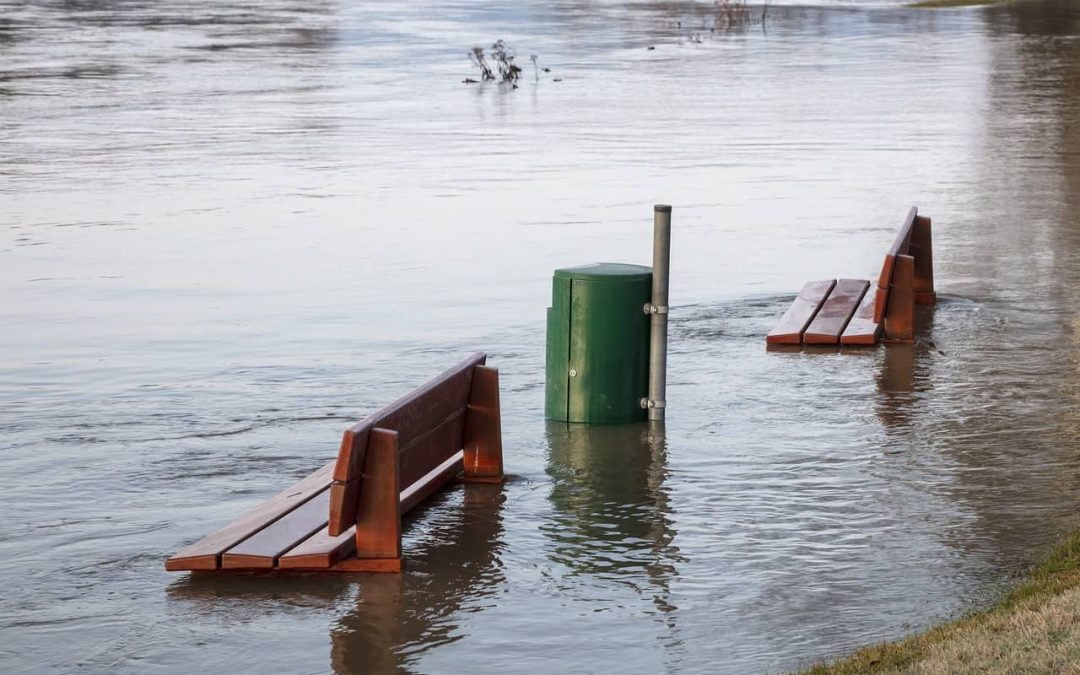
[328,352,487,533]
[872,207,919,323]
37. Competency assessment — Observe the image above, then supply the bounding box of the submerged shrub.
[466,40,524,86]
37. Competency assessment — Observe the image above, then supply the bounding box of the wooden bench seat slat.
[220,489,332,569]
[840,286,881,345]
[164,460,335,571]
[766,279,836,345]
[803,279,870,345]
[278,525,356,569]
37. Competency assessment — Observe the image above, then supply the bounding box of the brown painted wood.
[164,460,335,571]
[872,264,891,325]
[401,452,465,514]
[883,254,915,343]
[285,446,465,569]
[278,525,357,569]
[329,353,486,534]
[398,408,467,489]
[170,353,503,576]
[355,428,401,560]
[327,478,361,538]
[874,207,919,323]
[220,489,332,569]
[332,427,367,486]
[332,353,486,483]
[766,279,836,345]
[840,285,881,346]
[885,206,919,260]
[462,365,504,481]
[911,215,936,304]
[803,279,870,345]
[875,254,896,300]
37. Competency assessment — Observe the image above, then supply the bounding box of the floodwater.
[3,0,1080,672]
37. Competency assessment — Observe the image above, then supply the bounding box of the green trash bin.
[545,263,652,424]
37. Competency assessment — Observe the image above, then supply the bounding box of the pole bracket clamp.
[640,398,667,409]
[643,303,669,315]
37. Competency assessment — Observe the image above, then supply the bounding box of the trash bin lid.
[553,263,652,283]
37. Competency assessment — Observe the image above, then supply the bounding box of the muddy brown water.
[3,0,1080,672]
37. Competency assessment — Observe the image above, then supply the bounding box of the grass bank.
[801,529,1080,674]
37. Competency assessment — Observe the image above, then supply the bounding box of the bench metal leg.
[883,254,915,343]
[461,365,505,483]
[354,428,402,561]
[910,215,936,304]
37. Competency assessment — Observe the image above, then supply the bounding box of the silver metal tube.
[648,205,671,422]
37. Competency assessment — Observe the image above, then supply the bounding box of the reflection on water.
[545,421,680,604]
[330,485,506,674]
[4,0,1080,673]
[874,304,936,431]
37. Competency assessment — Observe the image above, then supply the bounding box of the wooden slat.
[911,215,935,304]
[329,407,466,534]
[329,354,484,535]
[874,207,919,323]
[327,478,361,537]
[164,460,335,571]
[332,428,367,490]
[885,206,919,261]
[355,429,401,560]
[462,366,504,482]
[840,285,881,345]
[278,525,356,569]
[220,489,332,569]
[883,254,915,342]
[332,353,485,483]
[766,279,836,345]
[401,451,465,514]
[872,277,891,325]
[803,279,870,345]
[398,407,467,489]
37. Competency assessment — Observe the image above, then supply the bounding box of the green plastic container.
[545,263,652,423]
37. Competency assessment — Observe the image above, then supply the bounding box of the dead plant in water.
[468,46,494,82]
[466,39,523,87]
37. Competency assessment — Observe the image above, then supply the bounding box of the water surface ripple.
[3,0,1080,673]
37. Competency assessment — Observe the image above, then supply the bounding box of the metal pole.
[648,205,671,422]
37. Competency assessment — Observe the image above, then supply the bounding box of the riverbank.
[802,529,1080,673]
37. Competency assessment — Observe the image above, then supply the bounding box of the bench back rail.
[329,353,505,563]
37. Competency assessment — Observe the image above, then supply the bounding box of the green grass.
[800,529,1080,674]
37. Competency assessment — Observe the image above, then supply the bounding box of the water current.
[3,0,1080,672]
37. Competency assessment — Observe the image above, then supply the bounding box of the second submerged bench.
[767,207,935,346]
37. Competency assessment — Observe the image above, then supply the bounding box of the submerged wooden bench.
[767,207,935,346]
[165,353,504,574]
